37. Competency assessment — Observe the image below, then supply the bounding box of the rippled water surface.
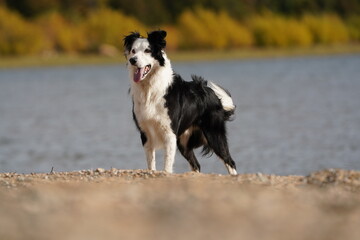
[1,54,360,175]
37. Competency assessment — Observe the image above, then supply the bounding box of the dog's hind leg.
[178,127,204,172]
[209,136,237,175]
[201,126,237,175]
[178,143,201,172]
[213,140,237,175]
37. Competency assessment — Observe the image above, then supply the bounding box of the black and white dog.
[124,30,237,175]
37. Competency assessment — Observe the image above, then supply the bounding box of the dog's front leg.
[144,145,156,170]
[164,135,176,173]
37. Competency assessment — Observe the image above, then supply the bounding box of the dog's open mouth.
[133,64,151,83]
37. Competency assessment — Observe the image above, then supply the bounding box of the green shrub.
[82,8,146,52]
[0,7,45,55]
[302,14,349,45]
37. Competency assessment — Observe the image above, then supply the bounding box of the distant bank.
[1,44,360,69]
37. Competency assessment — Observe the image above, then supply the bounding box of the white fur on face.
[126,38,158,83]
[127,39,152,67]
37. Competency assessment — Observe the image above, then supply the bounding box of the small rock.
[95,168,105,174]
[256,172,268,183]
[17,176,25,182]
[1,180,9,186]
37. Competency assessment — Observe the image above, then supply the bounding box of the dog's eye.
[144,49,151,53]
[131,49,135,54]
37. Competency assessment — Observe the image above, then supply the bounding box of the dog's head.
[124,30,167,83]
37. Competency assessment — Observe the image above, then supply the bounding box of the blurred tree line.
[3,0,360,24]
[0,0,360,55]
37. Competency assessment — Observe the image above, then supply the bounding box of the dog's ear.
[147,30,167,66]
[123,32,140,53]
[147,30,167,50]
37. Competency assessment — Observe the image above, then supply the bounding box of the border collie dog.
[124,30,237,175]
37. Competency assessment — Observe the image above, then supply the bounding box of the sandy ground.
[1,168,360,240]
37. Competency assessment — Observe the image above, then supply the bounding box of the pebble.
[95,168,105,173]
[256,172,268,183]
[17,176,25,182]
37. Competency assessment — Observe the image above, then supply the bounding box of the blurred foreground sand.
[1,169,360,240]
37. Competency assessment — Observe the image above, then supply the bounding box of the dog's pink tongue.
[133,68,143,83]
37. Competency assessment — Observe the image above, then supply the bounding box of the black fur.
[132,102,147,146]
[164,74,236,172]
[125,30,236,174]
[123,32,140,52]
[147,30,167,66]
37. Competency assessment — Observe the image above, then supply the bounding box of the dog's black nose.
[129,57,137,66]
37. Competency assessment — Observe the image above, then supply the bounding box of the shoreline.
[1,168,360,240]
[1,168,359,190]
[1,44,360,69]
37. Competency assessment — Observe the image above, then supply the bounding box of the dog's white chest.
[133,95,173,149]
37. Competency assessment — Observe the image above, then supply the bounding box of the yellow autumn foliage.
[302,14,349,45]
[248,13,312,47]
[0,6,358,55]
[37,12,87,53]
[218,11,253,48]
[347,15,360,41]
[160,26,181,50]
[82,8,147,51]
[178,7,253,50]
[0,7,45,55]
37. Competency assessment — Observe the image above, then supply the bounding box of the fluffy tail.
[207,81,236,119]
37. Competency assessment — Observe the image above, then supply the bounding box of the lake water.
[1,54,360,175]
